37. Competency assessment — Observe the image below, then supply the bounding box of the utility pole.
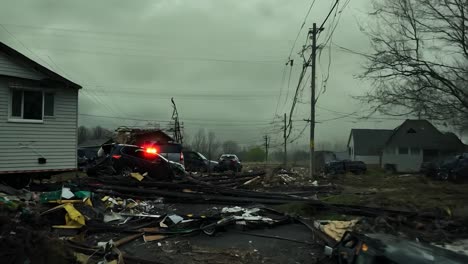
[283,113,287,167]
[171,97,183,144]
[309,23,317,179]
[264,135,269,163]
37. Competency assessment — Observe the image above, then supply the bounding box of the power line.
[282,61,295,109]
[79,113,279,125]
[33,46,282,64]
[287,0,318,60]
[318,0,340,33]
[273,64,288,120]
[0,24,56,72]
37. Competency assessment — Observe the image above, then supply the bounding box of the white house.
[347,120,466,172]
[0,41,81,185]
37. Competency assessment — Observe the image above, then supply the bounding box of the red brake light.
[146,147,158,154]
[112,155,122,159]
[180,152,184,162]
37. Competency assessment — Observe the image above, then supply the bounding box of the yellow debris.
[130,172,144,181]
[320,220,359,241]
[63,203,85,227]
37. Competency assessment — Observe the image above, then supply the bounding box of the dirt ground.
[322,170,468,216]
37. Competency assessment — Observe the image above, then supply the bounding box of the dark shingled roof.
[348,120,465,156]
[348,129,393,155]
[385,120,465,151]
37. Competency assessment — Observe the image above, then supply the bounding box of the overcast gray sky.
[0,0,407,150]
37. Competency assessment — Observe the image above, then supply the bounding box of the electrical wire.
[0,24,57,73]
[282,62,294,108]
[34,46,282,64]
[273,65,288,120]
[287,0,318,60]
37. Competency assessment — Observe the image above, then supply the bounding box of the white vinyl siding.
[0,77,78,172]
[0,51,44,80]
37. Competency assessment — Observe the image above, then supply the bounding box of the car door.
[120,146,150,172]
[184,152,196,170]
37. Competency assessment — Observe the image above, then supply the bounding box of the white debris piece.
[103,212,124,223]
[61,187,74,199]
[168,214,184,224]
[434,239,468,256]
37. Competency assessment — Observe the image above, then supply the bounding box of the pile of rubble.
[0,182,314,263]
[3,169,468,263]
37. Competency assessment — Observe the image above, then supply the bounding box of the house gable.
[0,51,46,80]
[385,120,463,151]
[0,42,81,89]
[348,129,393,156]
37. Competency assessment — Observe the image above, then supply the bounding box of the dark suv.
[217,154,242,172]
[87,144,185,180]
[324,160,367,175]
[183,151,218,172]
[437,154,468,183]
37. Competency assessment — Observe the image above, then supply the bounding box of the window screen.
[44,93,54,116]
[23,91,43,120]
[398,147,409,155]
[411,148,420,155]
[11,90,22,117]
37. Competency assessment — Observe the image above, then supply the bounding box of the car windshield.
[20,0,468,264]
[221,155,237,160]
[198,152,207,160]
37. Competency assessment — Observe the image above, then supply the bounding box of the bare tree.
[77,126,89,144]
[92,126,112,139]
[192,129,207,154]
[361,0,468,128]
[207,131,221,159]
[222,140,240,154]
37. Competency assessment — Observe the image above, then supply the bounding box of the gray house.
[348,120,465,172]
[0,42,81,178]
[347,129,393,165]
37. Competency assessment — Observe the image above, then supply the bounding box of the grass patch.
[325,172,468,212]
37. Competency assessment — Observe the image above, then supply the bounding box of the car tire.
[120,166,132,177]
[439,171,449,181]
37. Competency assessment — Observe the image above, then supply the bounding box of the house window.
[398,147,409,155]
[10,90,55,121]
[411,147,420,155]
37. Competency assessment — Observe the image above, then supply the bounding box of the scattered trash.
[61,187,75,199]
[314,220,359,241]
[143,234,166,242]
[130,172,145,181]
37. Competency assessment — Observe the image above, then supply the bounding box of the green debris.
[74,191,91,199]
[39,190,62,203]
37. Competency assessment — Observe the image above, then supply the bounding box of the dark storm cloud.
[0,0,395,148]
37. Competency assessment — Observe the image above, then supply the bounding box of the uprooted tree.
[361,0,468,130]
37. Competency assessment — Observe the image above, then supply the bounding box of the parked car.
[324,160,367,175]
[217,154,242,172]
[87,144,186,180]
[437,154,468,183]
[420,161,440,179]
[140,142,184,166]
[183,151,218,172]
[330,231,468,264]
[77,148,98,170]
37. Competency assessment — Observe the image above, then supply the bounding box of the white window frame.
[8,88,47,123]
